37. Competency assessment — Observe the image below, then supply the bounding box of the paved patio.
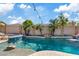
[0,48,78,56]
[0,48,36,56]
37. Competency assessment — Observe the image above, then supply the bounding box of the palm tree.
[49,18,59,36]
[36,24,43,36]
[58,13,68,35]
[22,20,33,35]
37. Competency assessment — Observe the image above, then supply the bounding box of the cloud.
[54,3,79,13]
[8,16,12,18]
[69,18,78,22]
[54,3,79,22]
[68,13,79,22]
[0,3,15,15]
[68,3,79,12]
[10,20,19,24]
[19,4,31,9]
[19,4,27,9]
[8,16,16,19]
[54,4,69,12]
[63,13,70,18]
[27,5,31,8]
[8,16,25,24]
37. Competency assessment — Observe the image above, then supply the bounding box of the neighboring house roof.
[0,22,6,26]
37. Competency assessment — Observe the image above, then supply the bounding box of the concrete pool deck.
[0,48,77,56]
[29,50,77,56]
[0,40,8,43]
[0,48,36,56]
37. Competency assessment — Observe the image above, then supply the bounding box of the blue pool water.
[0,36,79,55]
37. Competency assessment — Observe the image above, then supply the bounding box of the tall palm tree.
[22,20,33,35]
[49,18,59,36]
[58,13,68,35]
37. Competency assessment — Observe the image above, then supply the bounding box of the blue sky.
[0,3,79,24]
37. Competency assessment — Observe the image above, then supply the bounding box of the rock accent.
[4,45,16,51]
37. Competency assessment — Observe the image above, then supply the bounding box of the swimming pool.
[0,35,79,55]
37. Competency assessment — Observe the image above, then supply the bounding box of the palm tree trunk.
[20,26,22,34]
[25,30,27,35]
[27,30,30,36]
[40,29,42,36]
[33,29,36,35]
[52,29,55,36]
[50,31,52,35]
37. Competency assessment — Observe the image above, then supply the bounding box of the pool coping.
[29,50,78,56]
[25,36,72,38]
[8,35,23,38]
[7,35,73,40]
[0,40,8,44]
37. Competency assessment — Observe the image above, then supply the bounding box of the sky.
[0,3,79,25]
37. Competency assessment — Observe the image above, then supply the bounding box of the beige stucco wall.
[63,26,75,35]
[29,25,49,35]
[42,26,49,35]
[30,29,41,35]
[54,23,76,36]
[75,26,79,34]
[6,24,21,34]
[29,25,76,36]
[54,28,61,35]
[5,23,78,36]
